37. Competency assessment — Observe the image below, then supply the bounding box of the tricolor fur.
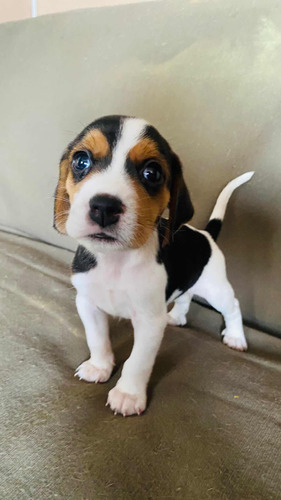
[54,115,254,416]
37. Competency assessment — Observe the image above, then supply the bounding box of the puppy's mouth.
[87,232,117,242]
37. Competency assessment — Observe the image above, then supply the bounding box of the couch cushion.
[1,230,280,499]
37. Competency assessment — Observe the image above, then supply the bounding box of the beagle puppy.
[54,115,253,416]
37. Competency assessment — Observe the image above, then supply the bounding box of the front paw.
[222,329,248,352]
[75,359,113,383]
[106,386,147,416]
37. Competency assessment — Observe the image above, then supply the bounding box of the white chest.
[71,247,167,320]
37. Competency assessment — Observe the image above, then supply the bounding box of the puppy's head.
[54,115,193,252]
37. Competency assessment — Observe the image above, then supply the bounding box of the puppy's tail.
[205,171,254,241]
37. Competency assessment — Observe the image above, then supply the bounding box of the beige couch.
[1,1,280,498]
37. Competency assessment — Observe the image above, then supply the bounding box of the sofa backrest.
[0,0,280,335]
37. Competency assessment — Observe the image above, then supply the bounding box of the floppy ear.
[165,152,194,243]
[53,158,70,234]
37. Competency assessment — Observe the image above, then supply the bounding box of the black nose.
[89,195,124,228]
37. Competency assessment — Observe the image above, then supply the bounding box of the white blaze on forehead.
[111,117,148,172]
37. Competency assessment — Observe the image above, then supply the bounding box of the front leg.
[75,293,114,383]
[107,313,167,416]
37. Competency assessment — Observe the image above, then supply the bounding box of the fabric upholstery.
[0,0,281,333]
[1,231,280,499]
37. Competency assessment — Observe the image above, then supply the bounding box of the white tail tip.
[209,171,255,222]
[237,171,255,183]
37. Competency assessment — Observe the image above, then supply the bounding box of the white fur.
[112,117,147,169]
[167,290,192,326]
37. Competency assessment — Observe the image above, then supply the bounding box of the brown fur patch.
[129,138,169,178]
[54,129,109,233]
[54,159,70,233]
[72,129,109,158]
[131,179,170,248]
[129,137,171,247]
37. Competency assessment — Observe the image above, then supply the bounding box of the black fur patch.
[90,115,124,150]
[168,153,194,234]
[205,218,222,241]
[158,219,211,301]
[143,125,172,159]
[72,246,97,274]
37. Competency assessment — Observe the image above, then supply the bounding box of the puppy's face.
[54,115,193,252]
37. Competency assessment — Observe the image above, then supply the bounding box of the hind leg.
[222,295,247,351]
[190,241,248,351]
[204,281,247,351]
[167,291,193,326]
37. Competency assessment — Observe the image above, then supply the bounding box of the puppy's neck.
[96,230,159,270]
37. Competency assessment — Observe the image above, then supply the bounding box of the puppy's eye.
[72,152,91,172]
[141,161,163,186]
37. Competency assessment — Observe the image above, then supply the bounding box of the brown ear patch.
[130,178,170,248]
[54,158,70,233]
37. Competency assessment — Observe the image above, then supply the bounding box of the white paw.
[222,329,248,351]
[167,312,187,326]
[106,387,147,417]
[75,359,113,383]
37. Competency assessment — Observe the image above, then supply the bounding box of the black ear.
[167,153,194,241]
